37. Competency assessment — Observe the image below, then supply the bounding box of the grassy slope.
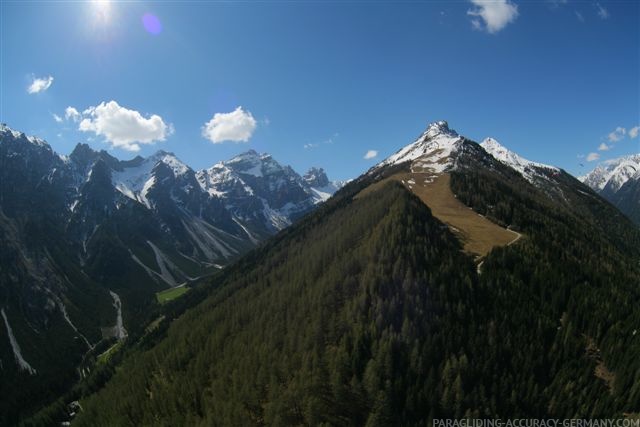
[358,172,518,257]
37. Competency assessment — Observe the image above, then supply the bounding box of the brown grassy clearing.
[357,172,520,258]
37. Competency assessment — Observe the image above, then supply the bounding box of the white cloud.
[575,11,585,22]
[202,107,257,144]
[364,150,378,160]
[468,0,519,34]
[52,113,63,123]
[598,142,611,151]
[607,126,626,142]
[304,143,319,149]
[27,75,53,94]
[78,100,171,152]
[629,126,639,139]
[586,152,600,162]
[595,2,609,19]
[65,106,81,122]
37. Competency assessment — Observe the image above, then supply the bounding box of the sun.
[89,0,111,26]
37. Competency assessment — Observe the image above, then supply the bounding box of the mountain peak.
[69,143,98,170]
[480,137,500,150]
[0,123,22,140]
[304,167,329,187]
[0,123,49,147]
[373,120,463,173]
[424,120,457,139]
[228,149,259,161]
[149,151,190,176]
[150,149,174,157]
[70,142,96,158]
[221,149,284,178]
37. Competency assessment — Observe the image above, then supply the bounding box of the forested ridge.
[24,160,640,426]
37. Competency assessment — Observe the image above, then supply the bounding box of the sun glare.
[90,0,111,26]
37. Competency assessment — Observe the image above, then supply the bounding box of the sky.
[1,0,638,181]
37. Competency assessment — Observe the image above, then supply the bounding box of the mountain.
[480,137,559,184]
[580,154,640,225]
[55,121,640,425]
[0,124,344,423]
[303,167,348,203]
[368,121,633,256]
[196,150,344,235]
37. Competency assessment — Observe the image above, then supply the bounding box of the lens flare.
[142,13,162,35]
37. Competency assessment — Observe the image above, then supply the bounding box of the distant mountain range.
[580,154,640,225]
[0,123,344,420]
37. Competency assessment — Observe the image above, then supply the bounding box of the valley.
[0,125,345,424]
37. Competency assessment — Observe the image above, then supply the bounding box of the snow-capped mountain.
[372,120,561,186]
[197,150,344,232]
[368,120,627,227]
[580,154,640,195]
[110,150,190,209]
[373,120,464,174]
[580,154,640,224]
[0,123,343,287]
[303,167,347,203]
[480,137,559,184]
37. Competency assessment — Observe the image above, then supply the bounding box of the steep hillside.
[73,182,481,426]
[62,122,640,425]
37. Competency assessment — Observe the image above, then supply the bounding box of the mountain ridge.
[580,154,640,224]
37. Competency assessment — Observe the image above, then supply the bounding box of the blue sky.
[1,0,638,180]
